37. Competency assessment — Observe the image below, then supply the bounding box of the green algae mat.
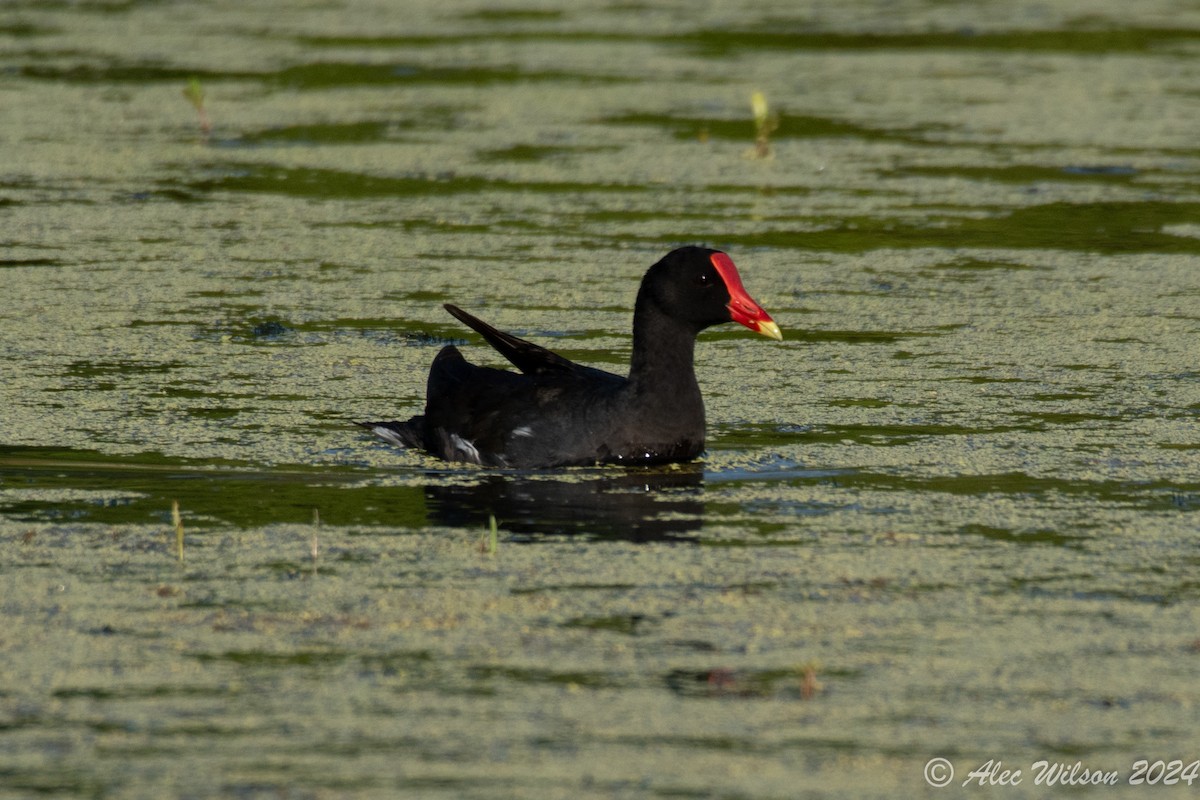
[2,1,1200,797]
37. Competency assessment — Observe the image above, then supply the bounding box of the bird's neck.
[627,299,702,398]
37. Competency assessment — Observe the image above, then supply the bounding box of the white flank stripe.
[371,426,408,448]
[450,433,482,464]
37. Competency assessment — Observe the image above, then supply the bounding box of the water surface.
[3,1,1200,797]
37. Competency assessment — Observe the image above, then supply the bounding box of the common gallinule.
[360,246,781,468]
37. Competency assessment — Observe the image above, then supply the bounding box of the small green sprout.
[311,508,320,577]
[183,77,212,136]
[171,499,184,562]
[749,90,779,159]
[479,514,499,555]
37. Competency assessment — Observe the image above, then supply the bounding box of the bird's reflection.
[422,465,705,541]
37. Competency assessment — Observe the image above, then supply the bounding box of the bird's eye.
[692,271,714,287]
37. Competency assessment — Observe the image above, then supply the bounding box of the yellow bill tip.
[757,320,783,341]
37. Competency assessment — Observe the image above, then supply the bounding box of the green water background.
[2,1,1199,797]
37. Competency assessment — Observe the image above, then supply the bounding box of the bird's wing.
[444,303,598,378]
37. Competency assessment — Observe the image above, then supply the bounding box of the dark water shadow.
[422,467,705,541]
[0,445,707,537]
